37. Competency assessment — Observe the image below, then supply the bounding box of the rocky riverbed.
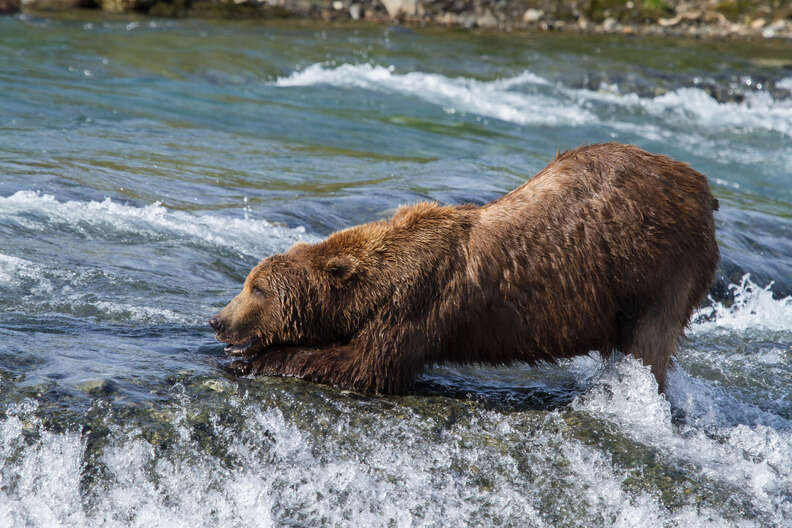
[4,0,792,39]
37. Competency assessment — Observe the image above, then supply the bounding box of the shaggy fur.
[210,143,719,394]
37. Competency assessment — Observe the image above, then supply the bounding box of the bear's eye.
[251,285,271,299]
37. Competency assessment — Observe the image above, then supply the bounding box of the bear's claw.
[227,359,252,376]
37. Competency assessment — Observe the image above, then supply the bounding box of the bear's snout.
[209,316,224,334]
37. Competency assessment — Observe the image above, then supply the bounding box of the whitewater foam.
[0,192,317,324]
[0,401,88,528]
[572,355,792,525]
[666,365,790,430]
[0,393,745,528]
[572,357,673,437]
[0,253,54,295]
[273,64,792,138]
[692,274,792,334]
[274,63,592,126]
[644,88,792,137]
[0,191,316,258]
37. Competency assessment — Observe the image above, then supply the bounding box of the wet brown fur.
[212,143,719,394]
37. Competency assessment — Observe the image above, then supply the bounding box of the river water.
[1,12,791,527]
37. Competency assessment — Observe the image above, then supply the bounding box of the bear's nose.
[209,316,224,333]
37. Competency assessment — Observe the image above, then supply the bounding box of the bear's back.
[453,142,719,364]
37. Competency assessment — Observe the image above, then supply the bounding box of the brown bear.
[210,143,719,394]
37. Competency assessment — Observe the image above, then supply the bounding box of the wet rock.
[100,0,135,12]
[438,11,457,25]
[0,0,20,14]
[201,378,234,394]
[380,0,415,18]
[762,19,788,38]
[19,0,85,8]
[349,2,361,20]
[522,8,542,24]
[476,9,497,29]
[602,16,618,31]
[750,17,767,29]
[704,10,729,25]
[77,379,118,397]
[459,12,476,29]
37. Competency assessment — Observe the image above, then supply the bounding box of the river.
[1,12,791,527]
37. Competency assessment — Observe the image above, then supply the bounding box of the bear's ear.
[325,255,358,281]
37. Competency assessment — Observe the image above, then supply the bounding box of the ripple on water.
[0,192,318,325]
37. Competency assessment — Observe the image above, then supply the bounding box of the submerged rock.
[77,379,118,397]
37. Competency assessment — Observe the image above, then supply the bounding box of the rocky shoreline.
[3,0,792,40]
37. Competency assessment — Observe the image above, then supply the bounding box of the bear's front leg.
[225,320,430,394]
[226,337,424,394]
[226,344,377,392]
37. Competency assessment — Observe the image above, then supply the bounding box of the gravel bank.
[6,0,792,39]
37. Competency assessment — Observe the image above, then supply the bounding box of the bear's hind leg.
[622,310,682,393]
[621,278,696,393]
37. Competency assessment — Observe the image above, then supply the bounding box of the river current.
[1,12,791,527]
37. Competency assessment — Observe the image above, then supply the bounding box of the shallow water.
[1,12,792,527]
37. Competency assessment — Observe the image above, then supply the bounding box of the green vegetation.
[714,0,792,20]
[715,0,752,19]
[642,0,672,18]
[583,0,676,23]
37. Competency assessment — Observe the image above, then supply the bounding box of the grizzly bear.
[210,143,719,394]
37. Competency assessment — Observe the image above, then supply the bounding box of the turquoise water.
[1,12,792,527]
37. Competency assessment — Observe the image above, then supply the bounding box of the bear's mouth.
[223,337,263,358]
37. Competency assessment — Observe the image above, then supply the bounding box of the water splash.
[572,356,792,525]
[693,274,792,334]
[572,357,673,437]
[0,392,743,528]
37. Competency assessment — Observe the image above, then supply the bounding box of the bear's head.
[209,240,365,357]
